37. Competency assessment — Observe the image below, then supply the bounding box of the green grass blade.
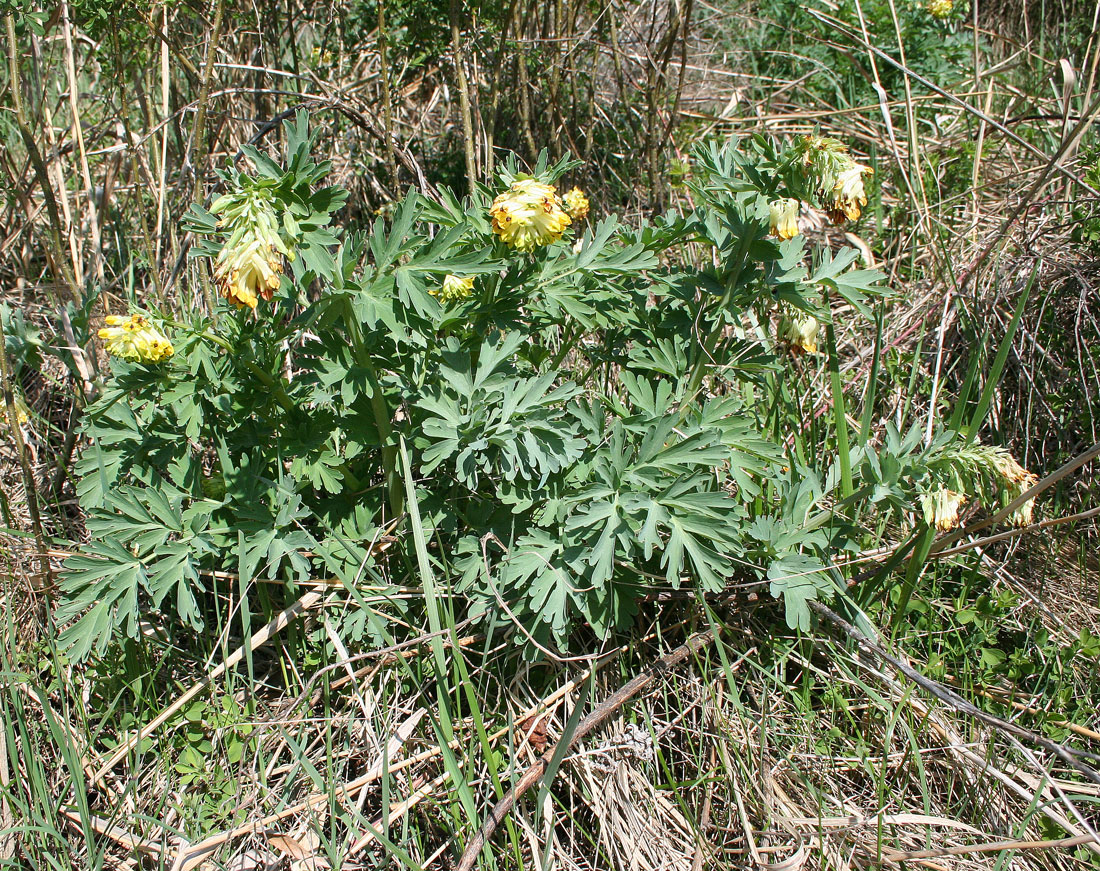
[860,305,883,445]
[964,265,1037,442]
[826,318,853,498]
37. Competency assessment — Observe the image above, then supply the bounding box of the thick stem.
[345,312,402,518]
[825,311,853,499]
[484,0,517,175]
[363,360,403,519]
[190,0,227,203]
[377,0,399,186]
[239,360,296,414]
[681,237,749,408]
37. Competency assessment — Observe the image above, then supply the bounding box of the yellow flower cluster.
[926,0,953,18]
[489,179,571,251]
[563,187,590,222]
[432,274,475,302]
[797,135,873,224]
[780,311,820,355]
[921,445,1039,534]
[98,314,174,363]
[989,449,1039,527]
[214,238,284,309]
[828,166,872,222]
[921,487,966,531]
[769,198,801,240]
[210,189,291,309]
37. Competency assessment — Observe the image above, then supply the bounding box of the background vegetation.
[2,0,1100,868]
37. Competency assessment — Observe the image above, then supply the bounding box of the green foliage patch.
[58,113,1032,661]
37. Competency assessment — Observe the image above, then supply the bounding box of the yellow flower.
[432,274,475,303]
[1008,488,1037,527]
[769,198,801,240]
[989,449,1038,526]
[214,238,284,310]
[926,0,953,18]
[563,187,590,222]
[5,392,30,426]
[826,164,873,223]
[98,314,174,363]
[209,188,292,310]
[489,179,571,251]
[921,487,966,532]
[780,312,820,355]
[796,135,873,224]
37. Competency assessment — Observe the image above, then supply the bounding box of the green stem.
[681,236,750,409]
[825,312,853,499]
[890,524,937,640]
[364,361,403,518]
[200,330,234,352]
[336,462,364,492]
[239,359,295,414]
[683,319,724,407]
[201,329,297,417]
[549,325,581,370]
[345,310,402,518]
[800,484,872,533]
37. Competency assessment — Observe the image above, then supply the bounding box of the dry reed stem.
[455,630,721,871]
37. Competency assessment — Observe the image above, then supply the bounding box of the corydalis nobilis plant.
[182,112,348,310]
[61,114,1034,662]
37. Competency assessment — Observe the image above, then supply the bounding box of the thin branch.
[809,600,1100,785]
[449,0,478,195]
[884,833,1098,862]
[455,629,717,871]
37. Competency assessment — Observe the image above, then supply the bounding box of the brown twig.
[189,0,227,203]
[5,13,79,302]
[884,833,1099,862]
[0,297,52,591]
[808,600,1100,786]
[91,590,326,786]
[454,629,717,871]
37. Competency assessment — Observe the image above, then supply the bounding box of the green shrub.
[57,113,1032,661]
